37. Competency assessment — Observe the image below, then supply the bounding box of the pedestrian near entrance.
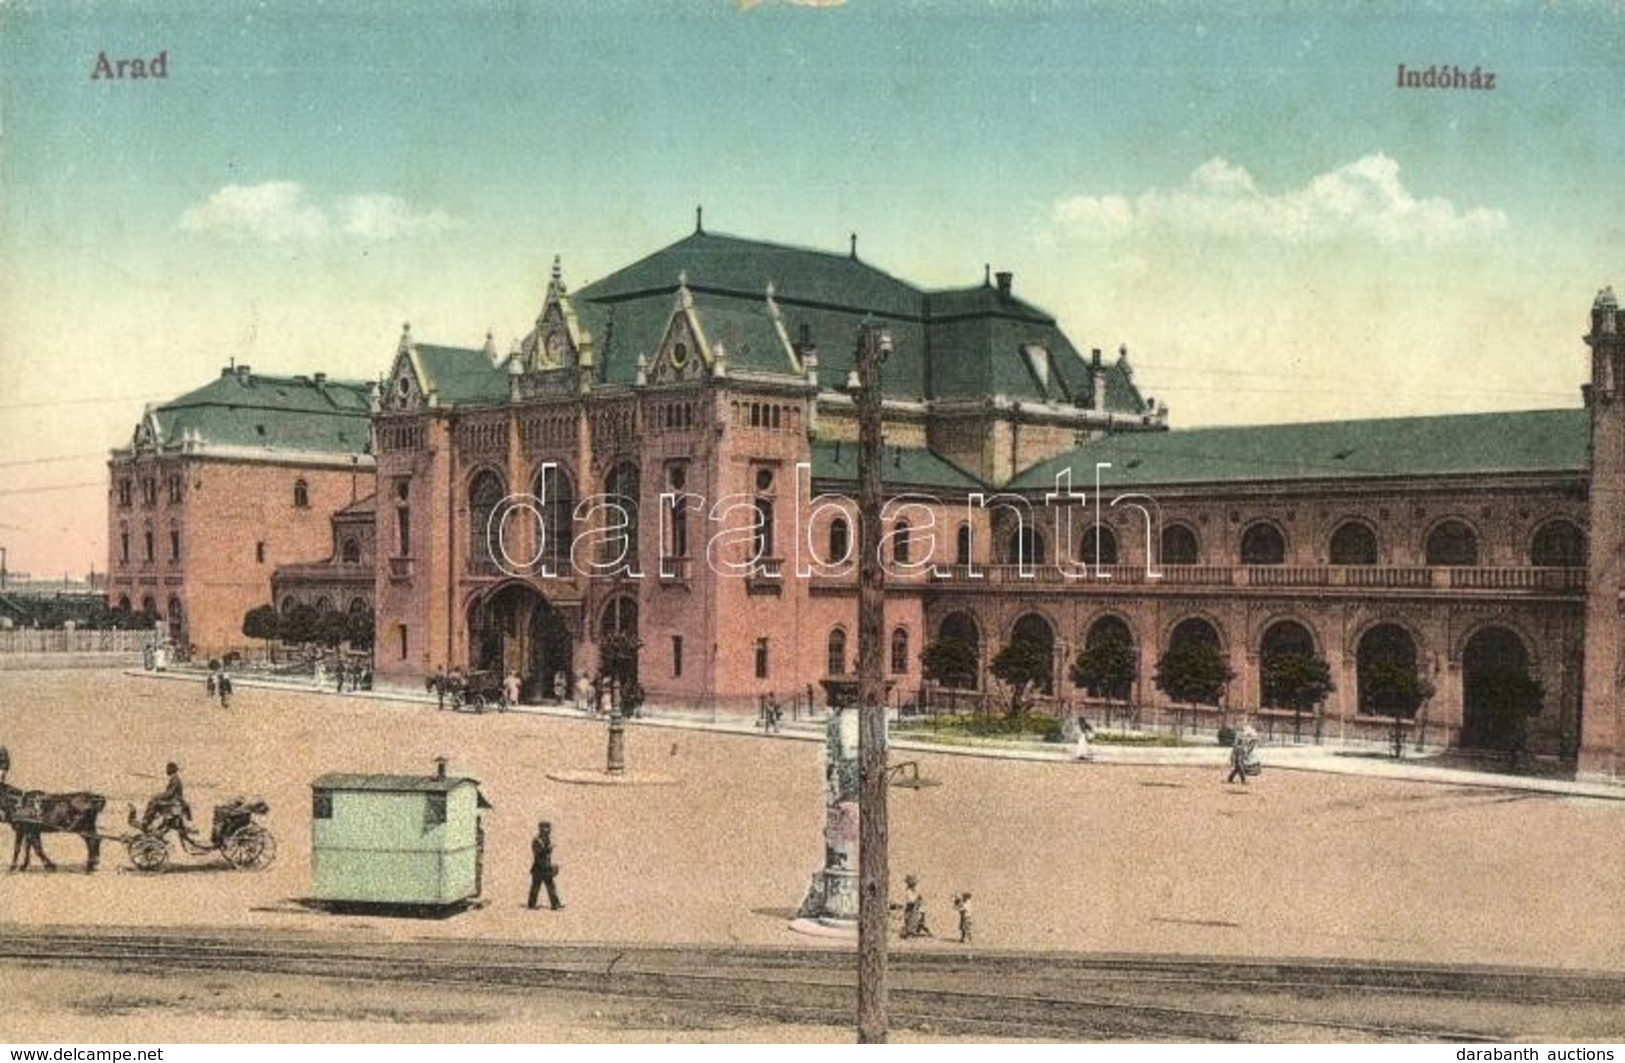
[528,821,562,910]
[216,667,232,709]
[503,671,522,710]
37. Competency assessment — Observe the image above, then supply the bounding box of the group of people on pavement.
[895,873,974,945]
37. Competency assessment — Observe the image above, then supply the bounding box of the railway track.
[4,929,1622,1042]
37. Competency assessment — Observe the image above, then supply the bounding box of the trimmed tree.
[920,636,979,691]
[345,608,375,654]
[242,604,281,654]
[989,638,1052,718]
[1472,664,1545,754]
[1154,641,1234,707]
[315,611,350,649]
[281,603,319,647]
[1070,636,1136,704]
[1261,651,1335,742]
[1361,660,1437,758]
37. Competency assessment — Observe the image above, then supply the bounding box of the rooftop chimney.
[995,271,1013,296]
[434,755,448,780]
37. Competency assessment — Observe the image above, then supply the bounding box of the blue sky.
[2,0,1623,575]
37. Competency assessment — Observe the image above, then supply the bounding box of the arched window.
[1169,617,1222,651]
[1357,623,1424,718]
[1329,521,1378,565]
[829,517,851,564]
[119,524,130,564]
[1079,615,1136,701]
[600,595,639,638]
[143,527,154,562]
[890,627,909,675]
[469,470,505,563]
[1530,520,1586,567]
[280,596,296,616]
[955,523,973,566]
[1010,613,1055,694]
[341,538,361,564]
[1425,520,1478,566]
[1081,524,1118,565]
[1160,524,1199,565]
[928,612,981,690]
[314,596,332,615]
[827,628,848,676]
[894,520,912,565]
[1006,525,1046,565]
[534,465,575,570]
[1259,620,1316,709]
[604,462,640,569]
[293,479,310,509]
[1240,522,1286,565]
[116,595,131,614]
[348,597,369,615]
[754,499,774,563]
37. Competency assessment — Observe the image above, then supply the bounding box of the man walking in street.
[528,821,563,910]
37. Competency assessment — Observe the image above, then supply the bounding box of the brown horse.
[0,783,105,872]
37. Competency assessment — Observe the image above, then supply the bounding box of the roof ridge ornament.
[398,322,414,356]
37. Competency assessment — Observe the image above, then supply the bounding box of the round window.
[671,342,688,368]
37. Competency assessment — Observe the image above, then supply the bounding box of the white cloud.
[339,194,458,240]
[180,181,328,243]
[1053,154,1507,245]
[180,182,459,243]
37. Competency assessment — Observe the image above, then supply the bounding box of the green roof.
[566,229,1145,411]
[312,773,480,794]
[1010,409,1589,490]
[152,370,372,455]
[810,440,983,491]
[413,344,510,405]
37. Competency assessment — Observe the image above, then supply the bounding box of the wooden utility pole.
[854,322,891,1043]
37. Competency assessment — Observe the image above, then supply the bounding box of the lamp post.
[849,321,892,1044]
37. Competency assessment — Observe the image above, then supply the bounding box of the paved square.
[2,669,1621,972]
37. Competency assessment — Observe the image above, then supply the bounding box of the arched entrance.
[1461,627,1539,752]
[467,583,573,703]
[1010,612,1056,695]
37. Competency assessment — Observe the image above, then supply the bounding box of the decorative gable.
[521,256,590,373]
[386,326,426,412]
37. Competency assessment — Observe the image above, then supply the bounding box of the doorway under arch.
[1461,627,1539,752]
[467,583,573,702]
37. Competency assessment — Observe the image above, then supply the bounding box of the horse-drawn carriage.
[123,797,277,872]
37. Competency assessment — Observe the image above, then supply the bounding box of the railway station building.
[113,221,1625,781]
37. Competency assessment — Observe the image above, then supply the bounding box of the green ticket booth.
[311,769,490,908]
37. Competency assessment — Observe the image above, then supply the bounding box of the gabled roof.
[412,344,509,405]
[147,370,372,455]
[564,228,1146,412]
[579,230,920,317]
[810,440,983,491]
[1010,409,1589,490]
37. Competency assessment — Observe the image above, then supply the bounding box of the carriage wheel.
[467,693,488,714]
[127,834,169,872]
[222,825,277,870]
